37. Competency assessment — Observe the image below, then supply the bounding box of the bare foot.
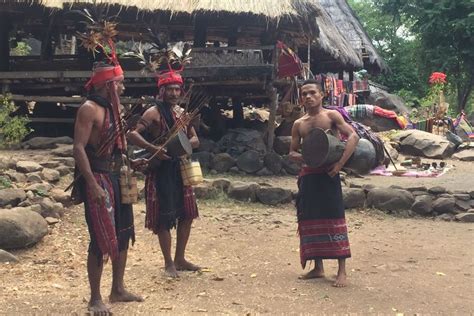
[88,299,111,315]
[164,264,180,278]
[299,268,325,280]
[333,273,348,287]
[175,259,201,271]
[109,289,143,303]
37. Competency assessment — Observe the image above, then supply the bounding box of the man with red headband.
[74,61,143,314]
[127,70,200,278]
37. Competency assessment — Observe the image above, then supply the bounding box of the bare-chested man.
[73,62,143,314]
[127,70,200,278]
[289,79,359,287]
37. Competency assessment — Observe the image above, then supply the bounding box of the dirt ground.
[0,150,473,314]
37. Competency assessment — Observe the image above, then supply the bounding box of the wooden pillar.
[266,85,278,151]
[0,14,12,71]
[193,16,207,48]
[40,12,56,61]
[232,97,243,128]
[228,25,238,47]
[349,71,354,81]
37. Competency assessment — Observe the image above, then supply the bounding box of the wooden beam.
[28,117,75,124]
[9,94,151,105]
[0,14,11,71]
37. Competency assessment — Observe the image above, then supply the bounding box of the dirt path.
[1,197,473,314]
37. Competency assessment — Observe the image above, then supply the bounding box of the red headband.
[85,65,124,91]
[157,70,183,88]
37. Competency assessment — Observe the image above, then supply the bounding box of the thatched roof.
[319,0,389,73]
[311,3,363,71]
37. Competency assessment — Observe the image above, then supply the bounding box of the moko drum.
[167,130,192,157]
[180,159,203,186]
[301,128,377,174]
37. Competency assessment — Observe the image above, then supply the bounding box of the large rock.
[342,188,366,209]
[196,138,218,153]
[25,183,52,194]
[56,166,72,177]
[411,195,433,215]
[0,188,26,207]
[4,170,26,183]
[274,136,292,155]
[432,197,456,214]
[367,188,414,212]
[281,156,301,175]
[39,198,64,218]
[367,86,410,114]
[211,153,235,173]
[191,152,213,171]
[21,136,73,149]
[0,208,48,249]
[210,178,231,193]
[40,161,61,169]
[51,144,73,157]
[263,152,283,174]
[16,161,43,173]
[256,187,292,205]
[236,150,264,174]
[455,213,474,222]
[41,168,60,182]
[0,249,19,263]
[354,116,401,132]
[192,183,220,200]
[49,188,72,206]
[26,172,43,183]
[227,181,259,202]
[52,157,75,167]
[217,129,266,156]
[391,130,455,159]
[452,149,474,161]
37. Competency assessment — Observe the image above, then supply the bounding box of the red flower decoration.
[429,72,447,85]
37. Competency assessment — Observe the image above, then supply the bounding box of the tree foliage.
[349,0,474,112]
[0,95,31,146]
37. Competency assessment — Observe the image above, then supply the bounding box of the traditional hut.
[319,0,389,74]
[0,0,366,145]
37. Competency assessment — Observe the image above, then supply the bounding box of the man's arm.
[327,111,360,177]
[289,120,304,163]
[73,103,106,201]
[126,108,170,160]
[187,125,200,149]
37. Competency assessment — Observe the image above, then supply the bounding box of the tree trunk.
[457,74,474,112]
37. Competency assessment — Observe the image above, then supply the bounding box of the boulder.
[52,157,75,167]
[39,198,64,218]
[391,130,455,159]
[454,194,471,201]
[227,181,259,202]
[256,167,274,176]
[51,144,73,157]
[432,197,456,214]
[411,195,433,215]
[367,188,414,212]
[217,129,266,156]
[211,153,235,173]
[25,183,52,194]
[26,172,43,183]
[0,249,19,263]
[41,168,60,182]
[263,152,283,174]
[56,166,72,177]
[470,191,474,199]
[191,152,213,171]
[436,213,455,221]
[342,188,366,209]
[0,188,26,207]
[40,161,61,169]
[21,136,73,149]
[455,199,471,212]
[274,136,292,155]
[367,87,411,114]
[256,187,292,205]
[455,213,474,223]
[428,186,447,195]
[281,156,301,176]
[210,178,231,193]
[406,186,427,192]
[452,149,474,161]
[4,170,26,183]
[236,150,264,174]
[16,161,43,173]
[49,188,72,206]
[193,183,220,200]
[196,138,218,153]
[354,116,401,132]
[0,208,48,249]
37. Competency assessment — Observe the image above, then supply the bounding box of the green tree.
[378,0,474,112]
[0,95,31,146]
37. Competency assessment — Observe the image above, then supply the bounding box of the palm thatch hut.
[0,0,367,144]
[319,0,388,74]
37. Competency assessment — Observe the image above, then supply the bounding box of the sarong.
[296,167,351,268]
[144,160,198,233]
[81,172,135,262]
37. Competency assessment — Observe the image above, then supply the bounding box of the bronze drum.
[166,130,193,158]
[301,128,377,174]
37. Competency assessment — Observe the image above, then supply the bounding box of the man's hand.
[130,158,148,171]
[289,151,304,163]
[148,144,171,160]
[327,161,344,177]
[90,182,107,204]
